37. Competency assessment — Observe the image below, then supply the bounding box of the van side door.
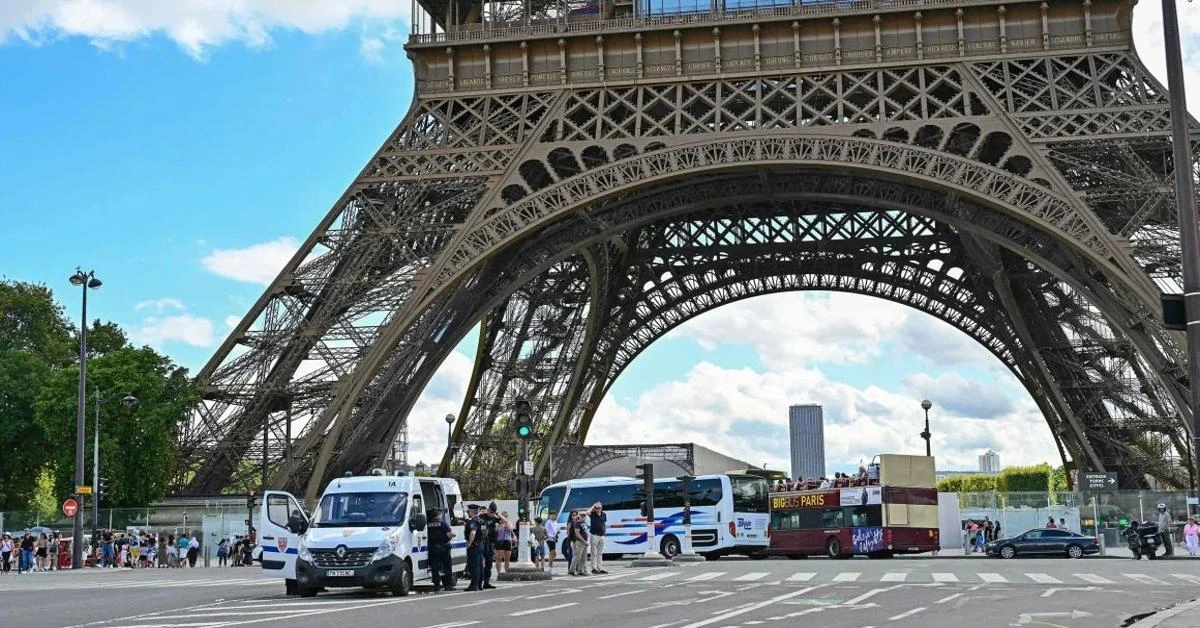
[260,490,308,580]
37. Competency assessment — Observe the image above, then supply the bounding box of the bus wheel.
[825,538,842,560]
[660,535,681,559]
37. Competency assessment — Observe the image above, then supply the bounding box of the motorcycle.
[1123,521,1160,560]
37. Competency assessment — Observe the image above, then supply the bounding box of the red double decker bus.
[765,454,939,559]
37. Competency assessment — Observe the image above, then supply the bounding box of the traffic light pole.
[497,399,549,581]
[632,463,671,567]
[675,475,704,562]
[515,439,535,569]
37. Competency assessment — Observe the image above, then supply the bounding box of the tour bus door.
[259,490,308,592]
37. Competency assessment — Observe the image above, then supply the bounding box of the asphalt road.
[6,555,1199,628]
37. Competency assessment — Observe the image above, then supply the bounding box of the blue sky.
[3,1,1197,477]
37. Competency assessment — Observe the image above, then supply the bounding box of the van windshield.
[312,492,409,527]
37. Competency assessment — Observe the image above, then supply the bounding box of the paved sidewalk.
[1130,597,1200,628]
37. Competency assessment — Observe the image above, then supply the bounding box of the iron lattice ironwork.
[178,0,1198,500]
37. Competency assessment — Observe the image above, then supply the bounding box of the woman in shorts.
[493,512,514,574]
[544,512,558,572]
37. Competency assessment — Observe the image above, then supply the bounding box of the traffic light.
[1162,293,1186,331]
[636,463,655,519]
[97,478,108,500]
[247,491,257,511]
[513,398,534,439]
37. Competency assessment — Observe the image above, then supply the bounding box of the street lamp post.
[444,413,456,476]
[69,268,101,569]
[1161,0,1200,511]
[91,392,138,565]
[920,399,933,458]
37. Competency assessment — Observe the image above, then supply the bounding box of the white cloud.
[400,349,475,466]
[589,360,1057,477]
[0,1,410,59]
[201,236,299,285]
[1130,1,1200,118]
[669,293,907,368]
[133,297,184,313]
[224,315,241,329]
[131,313,215,348]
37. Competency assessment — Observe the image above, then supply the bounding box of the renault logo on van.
[336,546,347,558]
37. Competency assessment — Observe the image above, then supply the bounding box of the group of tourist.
[91,529,202,568]
[773,464,880,492]
[962,516,1002,552]
[0,530,62,573]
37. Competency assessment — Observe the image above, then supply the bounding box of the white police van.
[260,471,467,597]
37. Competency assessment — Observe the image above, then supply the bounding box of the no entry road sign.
[62,498,79,517]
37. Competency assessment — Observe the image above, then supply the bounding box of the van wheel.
[393,560,413,596]
[285,579,298,595]
[825,538,841,560]
[298,587,318,598]
[660,535,681,559]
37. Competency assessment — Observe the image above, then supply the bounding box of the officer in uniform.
[481,502,498,589]
[464,504,485,591]
[426,507,455,592]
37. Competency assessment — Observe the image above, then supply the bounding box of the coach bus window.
[730,476,769,513]
[538,486,567,520]
[846,505,882,527]
[821,507,845,528]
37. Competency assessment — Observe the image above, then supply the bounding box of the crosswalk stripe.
[686,572,725,581]
[931,573,958,583]
[785,572,815,582]
[636,572,676,581]
[978,573,1008,583]
[832,572,860,582]
[1025,573,1061,584]
[1172,574,1200,585]
[1127,574,1169,586]
[880,572,907,582]
[1074,573,1115,584]
[733,572,768,582]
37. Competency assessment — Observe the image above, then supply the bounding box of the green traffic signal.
[517,424,532,438]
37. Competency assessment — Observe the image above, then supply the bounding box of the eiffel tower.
[180,0,1197,500]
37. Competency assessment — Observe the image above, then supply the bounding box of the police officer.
[464,504,485,591]
[426,507,455,592]
[481,502,498,589]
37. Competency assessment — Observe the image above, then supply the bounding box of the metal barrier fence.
[954,490,1198,548]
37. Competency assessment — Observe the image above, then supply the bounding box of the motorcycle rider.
[1155,503,1174,556]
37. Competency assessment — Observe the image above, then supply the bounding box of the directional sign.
[62,498,79,518]
[1080,472,1118,491]
[76,486,92,495]
[523,461,534,476]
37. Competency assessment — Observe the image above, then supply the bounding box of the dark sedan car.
[986,528,1100,559]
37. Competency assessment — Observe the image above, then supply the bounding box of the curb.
[1127,597,1200,628]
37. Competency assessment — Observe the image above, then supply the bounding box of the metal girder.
[180,0,1196,496]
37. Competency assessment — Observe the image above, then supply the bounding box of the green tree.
[29,467,60,523]
[0,281,74,364]
[34,346,196,508]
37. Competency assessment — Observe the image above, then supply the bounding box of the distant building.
[978,449,1001,473]
[788,404,825,480]
[566,443,758,479]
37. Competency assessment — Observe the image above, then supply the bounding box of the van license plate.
[326,570,355,577]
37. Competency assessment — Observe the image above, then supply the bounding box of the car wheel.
[660,535,681,559]
[1065,544,1083,559]
[392,560,413,596]
[999,545,1016,559]
[285,579,298,595]
[826,538,841,560]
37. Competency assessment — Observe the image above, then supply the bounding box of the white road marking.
[687,572,726,581]
[832,572,860,582]
[978,573,1008,583]
[935,592,962,604]
[880,572,907,582]
[1074,573,1115,584]
[423,623,482,628]
[637,572,678,581]
[1025,572,1062,584]
[598,589,647,600]
[732,572,768,581]
[677,585,824,628]
[509,602,578,616]
[888,607,927,621]
[843,587,890,605]
[1172,573,1200,584]
[931,572,958,583]
[785,572,815,582]
[1126,573,1169,586]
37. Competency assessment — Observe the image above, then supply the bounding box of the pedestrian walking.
[1183,517,1199,556]
[217,539,229,567]
[1155,504,1174,556]
[588,502,608,574]
[531,517,548,570]
[1,534,12,574]
[494,512,513,575]
[19,529,35,573]
[188,534,200,567]
[544,512,558,572]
